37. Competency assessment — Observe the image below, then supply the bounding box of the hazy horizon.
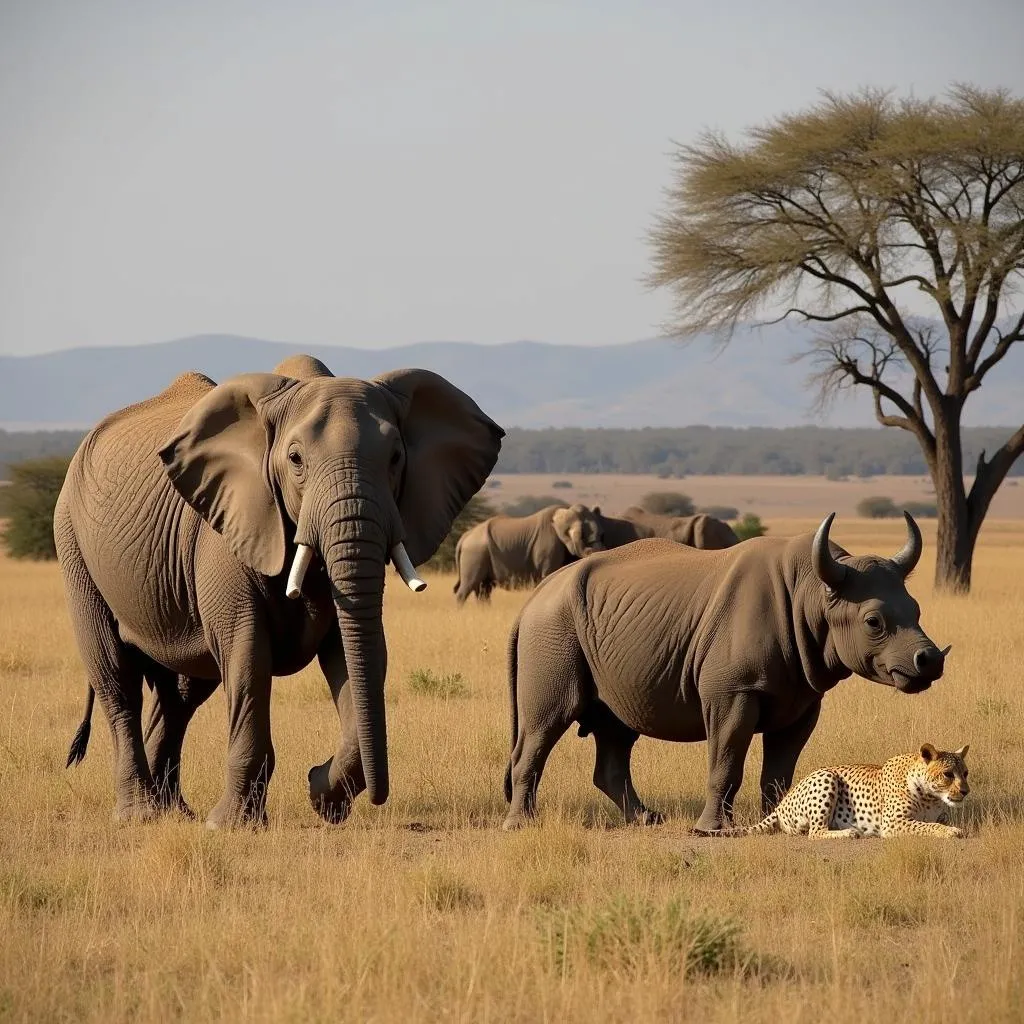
[3,0,1023,356]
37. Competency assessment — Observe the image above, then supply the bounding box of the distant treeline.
[0,430,86,479]
[3,425,1023,481]
[492,426,1024,477]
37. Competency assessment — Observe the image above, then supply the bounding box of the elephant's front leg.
[759,701,821,816]
[692,693,759,835]
[206,634,276,830]
[308,627,366,823]
[143,666,220,817]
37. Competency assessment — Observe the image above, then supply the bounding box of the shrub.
[901,500,938,518]
[417,869,484,912]
[551,480,573,489]
[698,505,739,521]
[502,495,568,517]
[407,668,469,698]
[0,456,71,560]
[856,496,900,518]
[423,493,497,571]
[733,513,767,540]
[541,896,748,978]
[639,491,695,516]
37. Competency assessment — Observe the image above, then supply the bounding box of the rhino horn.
[891,511,923,578]
[812,512,847,589]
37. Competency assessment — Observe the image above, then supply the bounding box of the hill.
[3,325,1023,430]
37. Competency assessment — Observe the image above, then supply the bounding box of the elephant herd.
[453,502,738,603]
[56,359,947,835]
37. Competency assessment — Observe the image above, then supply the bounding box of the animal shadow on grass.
[561,794,709,832]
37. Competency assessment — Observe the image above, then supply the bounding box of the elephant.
[621,507,739,548]
[502,513,949,834]
[56,353,503,827]
[592,509,647,547]
[453,504,603,604]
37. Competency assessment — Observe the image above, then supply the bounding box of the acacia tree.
[649,85,1024,593]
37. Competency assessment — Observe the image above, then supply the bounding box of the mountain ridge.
[2,327,1021,429]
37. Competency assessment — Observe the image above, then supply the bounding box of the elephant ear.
[158,373,296,576]
[551,507,576,549]
[373,368,504,566]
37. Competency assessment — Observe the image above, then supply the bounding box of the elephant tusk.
[286,544,314,599]
[391,542,427,593]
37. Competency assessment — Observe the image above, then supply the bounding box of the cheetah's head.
[918,743,970,805]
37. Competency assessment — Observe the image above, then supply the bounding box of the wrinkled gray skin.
[503,513,948,834]
[56,354,502,828]
[622,507,739,548]
[453,504,604,604]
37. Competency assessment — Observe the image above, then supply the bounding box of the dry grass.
[2,516,1023,1022]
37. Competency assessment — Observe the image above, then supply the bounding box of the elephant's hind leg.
[58,538,158,822]
[143,664,219,817]
[589,704,664,826]
[455,553,492,605]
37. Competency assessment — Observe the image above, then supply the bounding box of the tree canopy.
[649,85,1024,591]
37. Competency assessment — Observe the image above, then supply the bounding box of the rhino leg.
[759,702,821,817]
[693,694,759,835]
[589,703,664,825]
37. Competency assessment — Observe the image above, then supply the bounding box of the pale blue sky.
[2,0,1022,355]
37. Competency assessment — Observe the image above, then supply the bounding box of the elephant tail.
[503,619,521,803]
[66,685,95,767]
[453,533,463,594]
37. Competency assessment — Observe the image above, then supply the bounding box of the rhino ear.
[920,743,938,763]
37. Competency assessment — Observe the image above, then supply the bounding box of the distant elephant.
[453,504,603,604]
[621,507,739,548]
[57,353,503,827]
[592,510,647,547]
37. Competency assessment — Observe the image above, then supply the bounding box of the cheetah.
[722,743,970,839]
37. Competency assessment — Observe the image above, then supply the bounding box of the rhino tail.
[66,685,95,767]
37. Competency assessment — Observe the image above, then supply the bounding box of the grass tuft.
[540,895,754,978]
[407,667,470,698]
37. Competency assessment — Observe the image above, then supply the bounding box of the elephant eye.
[390,448,402,467]
[288,448,303,468]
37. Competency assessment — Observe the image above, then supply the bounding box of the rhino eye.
[864,612,884,633]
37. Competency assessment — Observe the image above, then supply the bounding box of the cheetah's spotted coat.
[729,743,970,839]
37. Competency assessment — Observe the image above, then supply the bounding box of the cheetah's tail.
[715,811,780,837]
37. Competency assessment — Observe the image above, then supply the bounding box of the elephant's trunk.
[320,501,391,806]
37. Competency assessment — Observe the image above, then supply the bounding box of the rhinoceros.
[502,513,949,834]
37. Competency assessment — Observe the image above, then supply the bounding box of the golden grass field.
[2,515,1024,1022]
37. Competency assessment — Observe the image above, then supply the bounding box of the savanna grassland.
[2,517,1024,1023]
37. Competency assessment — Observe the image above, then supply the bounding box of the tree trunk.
[931,404,974,594]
